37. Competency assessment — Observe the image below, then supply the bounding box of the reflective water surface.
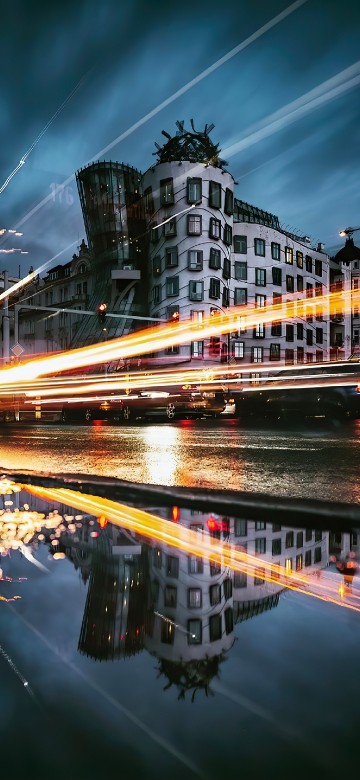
[1,477,360,779]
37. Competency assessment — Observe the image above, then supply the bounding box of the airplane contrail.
[0,70,90,195]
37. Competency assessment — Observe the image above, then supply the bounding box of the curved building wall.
[142,161,235,364]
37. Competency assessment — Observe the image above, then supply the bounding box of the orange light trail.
[21,482,360,614]
[0,287,358,386]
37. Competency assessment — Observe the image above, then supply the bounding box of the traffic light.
[97,303,107,325]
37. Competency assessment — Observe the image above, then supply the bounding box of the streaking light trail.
[0,287,358,386]
[21,482,360,615]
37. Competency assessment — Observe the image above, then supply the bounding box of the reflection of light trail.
[21,483,360,614]
[19,545,50,574]
[154,611,196,638]
[0,288,358,386]
[0,643,35,698]
[0,71,89,195]
[0,240,78,304]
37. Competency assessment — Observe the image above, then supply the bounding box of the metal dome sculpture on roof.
[153,119,228,169]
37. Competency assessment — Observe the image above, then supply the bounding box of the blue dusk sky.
[0,0,359,277]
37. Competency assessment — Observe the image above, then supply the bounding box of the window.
[272,267,282,285]
[209,584,221,606]
[166,555,179,578]
[188,250,203,271]
[316,327,323,344]
[235,261,247,280]
[256,294,266,307]
[187,214,202,235]
[255,521,266,530]
[255,538,266,554]
[234,235,247,254]
[285,349,294,364]
[235,518,247,536]
[297,323,303,340]
[305,550,312,567]
[223,258,231,280]
[285,558,292,575]
[160,178,174,205]
[188,555,203,574]
[209,217,221,240]
[314,547,322,564]
[286,275,294,293]
[296,531,303,548]
[285,246,293,264]
[233,341,245,360]
[188,588,202,608]
[209,614,222,642]
[209,248,221,270]
[188,619,202,645]
[187,177,202,203]
[166,276,179,297]
[210,561,221,576]
[144,185,154,216]
[270,343,281,360]
[150,222,159,242]
[223,578,232,600]
[223,224,232,246]
[314,529,322,542]
[306,330,313,346]
[297,346,304,362]
[297,275,304,293]
[272,538,282,555]
[164,218,176,237]
[209,336,221,357]
[234,571,247,588]
[251,346,263,363]
[224,608,233,635]
[165,247,178,268]
[153,285,161,305]
[271,242,280,260]
[315,259,322,276]
[296,251,303,268]
[153,548,162,568]
[161,620,175,644]
[164,586,177,607]
[191,310,204,325]
[152,579,159,604]
[189,280,204,301]
[254,567,265,585]
[306,528,312,542]
[271,322,282,336]
[296,554,303,571]
[209,180,221,209]
[255,268,266,286]
[191,341,204,358]
[254,238,265,256]
[285,531,294,548]
[305,255,312,273]
[224,188,233,215]
[209,278,220,299]
[235,288,247,306]
[254,323,265,338]
[286,324,294,341]
[222,287,229,307]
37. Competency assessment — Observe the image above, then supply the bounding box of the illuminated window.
[285,246,293,264]
[255,294,266,307]
[167,305,179,321]
[209,217,221,240]
[165,247,178,268]
[188,619,202,644]
[270,343,281,360]
[209,614,222,641]
[285,558,292,574]
[187,177,202,204]
[255,268,266,286]
[191,310,204,324]
[188,250,203,271]
[209,584,221,606]
[187,214,202,235]
[271,242,280,260]
[251,347,263,363]
[296,251,303,268]
[153,548,162,568]
[160,178,174,205]
[209,180,221,209]
[191,341,204,358]
[164,586,177,607]
[209,248,221,270]
[285,531,294,548]
[161,619,175,644]
[254,238,265,256]
[188,588,202,608]
[296,554,303,570]
[234,235,247,254]
[254,323,265,338]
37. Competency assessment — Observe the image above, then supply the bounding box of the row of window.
[234,521,322,539]
[255,530,323,555]
[153,248,231,277]
[152,278,325,308]
[161,609,234,645]
[160,579,232,610]
[145,178,234,214]
[234,236,323,275]
[151,214,233,244]
[234,548,322,589]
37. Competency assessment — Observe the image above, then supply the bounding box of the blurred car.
[235,360,360,420]
[60,396,124,424]
[121,389,225,422]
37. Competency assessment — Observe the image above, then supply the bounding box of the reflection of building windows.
[209,180,221,209]
[272,538,281,555]
[234,235,247,254]
[164,586,177,607]
[160,178,174,205]
[254,567,265,585]
[314,529,322,542]
[223,578,232,600]
[255,538,266,554]
[153,548,162,568]
[314,547,322,563]
[224,608,234,634]
[234,571,247,588]
[296,531,303,548]
[305,549,312,566]
[187,177,202,203]
[188,619,202,645]
[254,238,265,256]
[296,554,303,571]
[188,555,203,574]
[285,531,294,548]
[165,247,178,268]
[161,619,175,644]
[188,250,203,271]
[209,614,222,641]
[210,561,221,576]
[209,248,221,270]
[166,555,179,578]
[209,584,221,606]
[188,588,202,608]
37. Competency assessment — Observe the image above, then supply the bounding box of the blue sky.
[1,0,359,276]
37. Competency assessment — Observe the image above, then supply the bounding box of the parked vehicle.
[235,360,360,420]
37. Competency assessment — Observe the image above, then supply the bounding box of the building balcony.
[111,268,141,281]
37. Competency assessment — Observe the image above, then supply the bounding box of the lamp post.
[2,271,10,364]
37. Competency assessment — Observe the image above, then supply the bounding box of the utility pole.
[2,271,10,364]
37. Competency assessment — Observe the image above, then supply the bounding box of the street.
[1,416,360,502]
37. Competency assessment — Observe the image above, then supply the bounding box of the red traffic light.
[97,303,107,324]
[98,303,107,312]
